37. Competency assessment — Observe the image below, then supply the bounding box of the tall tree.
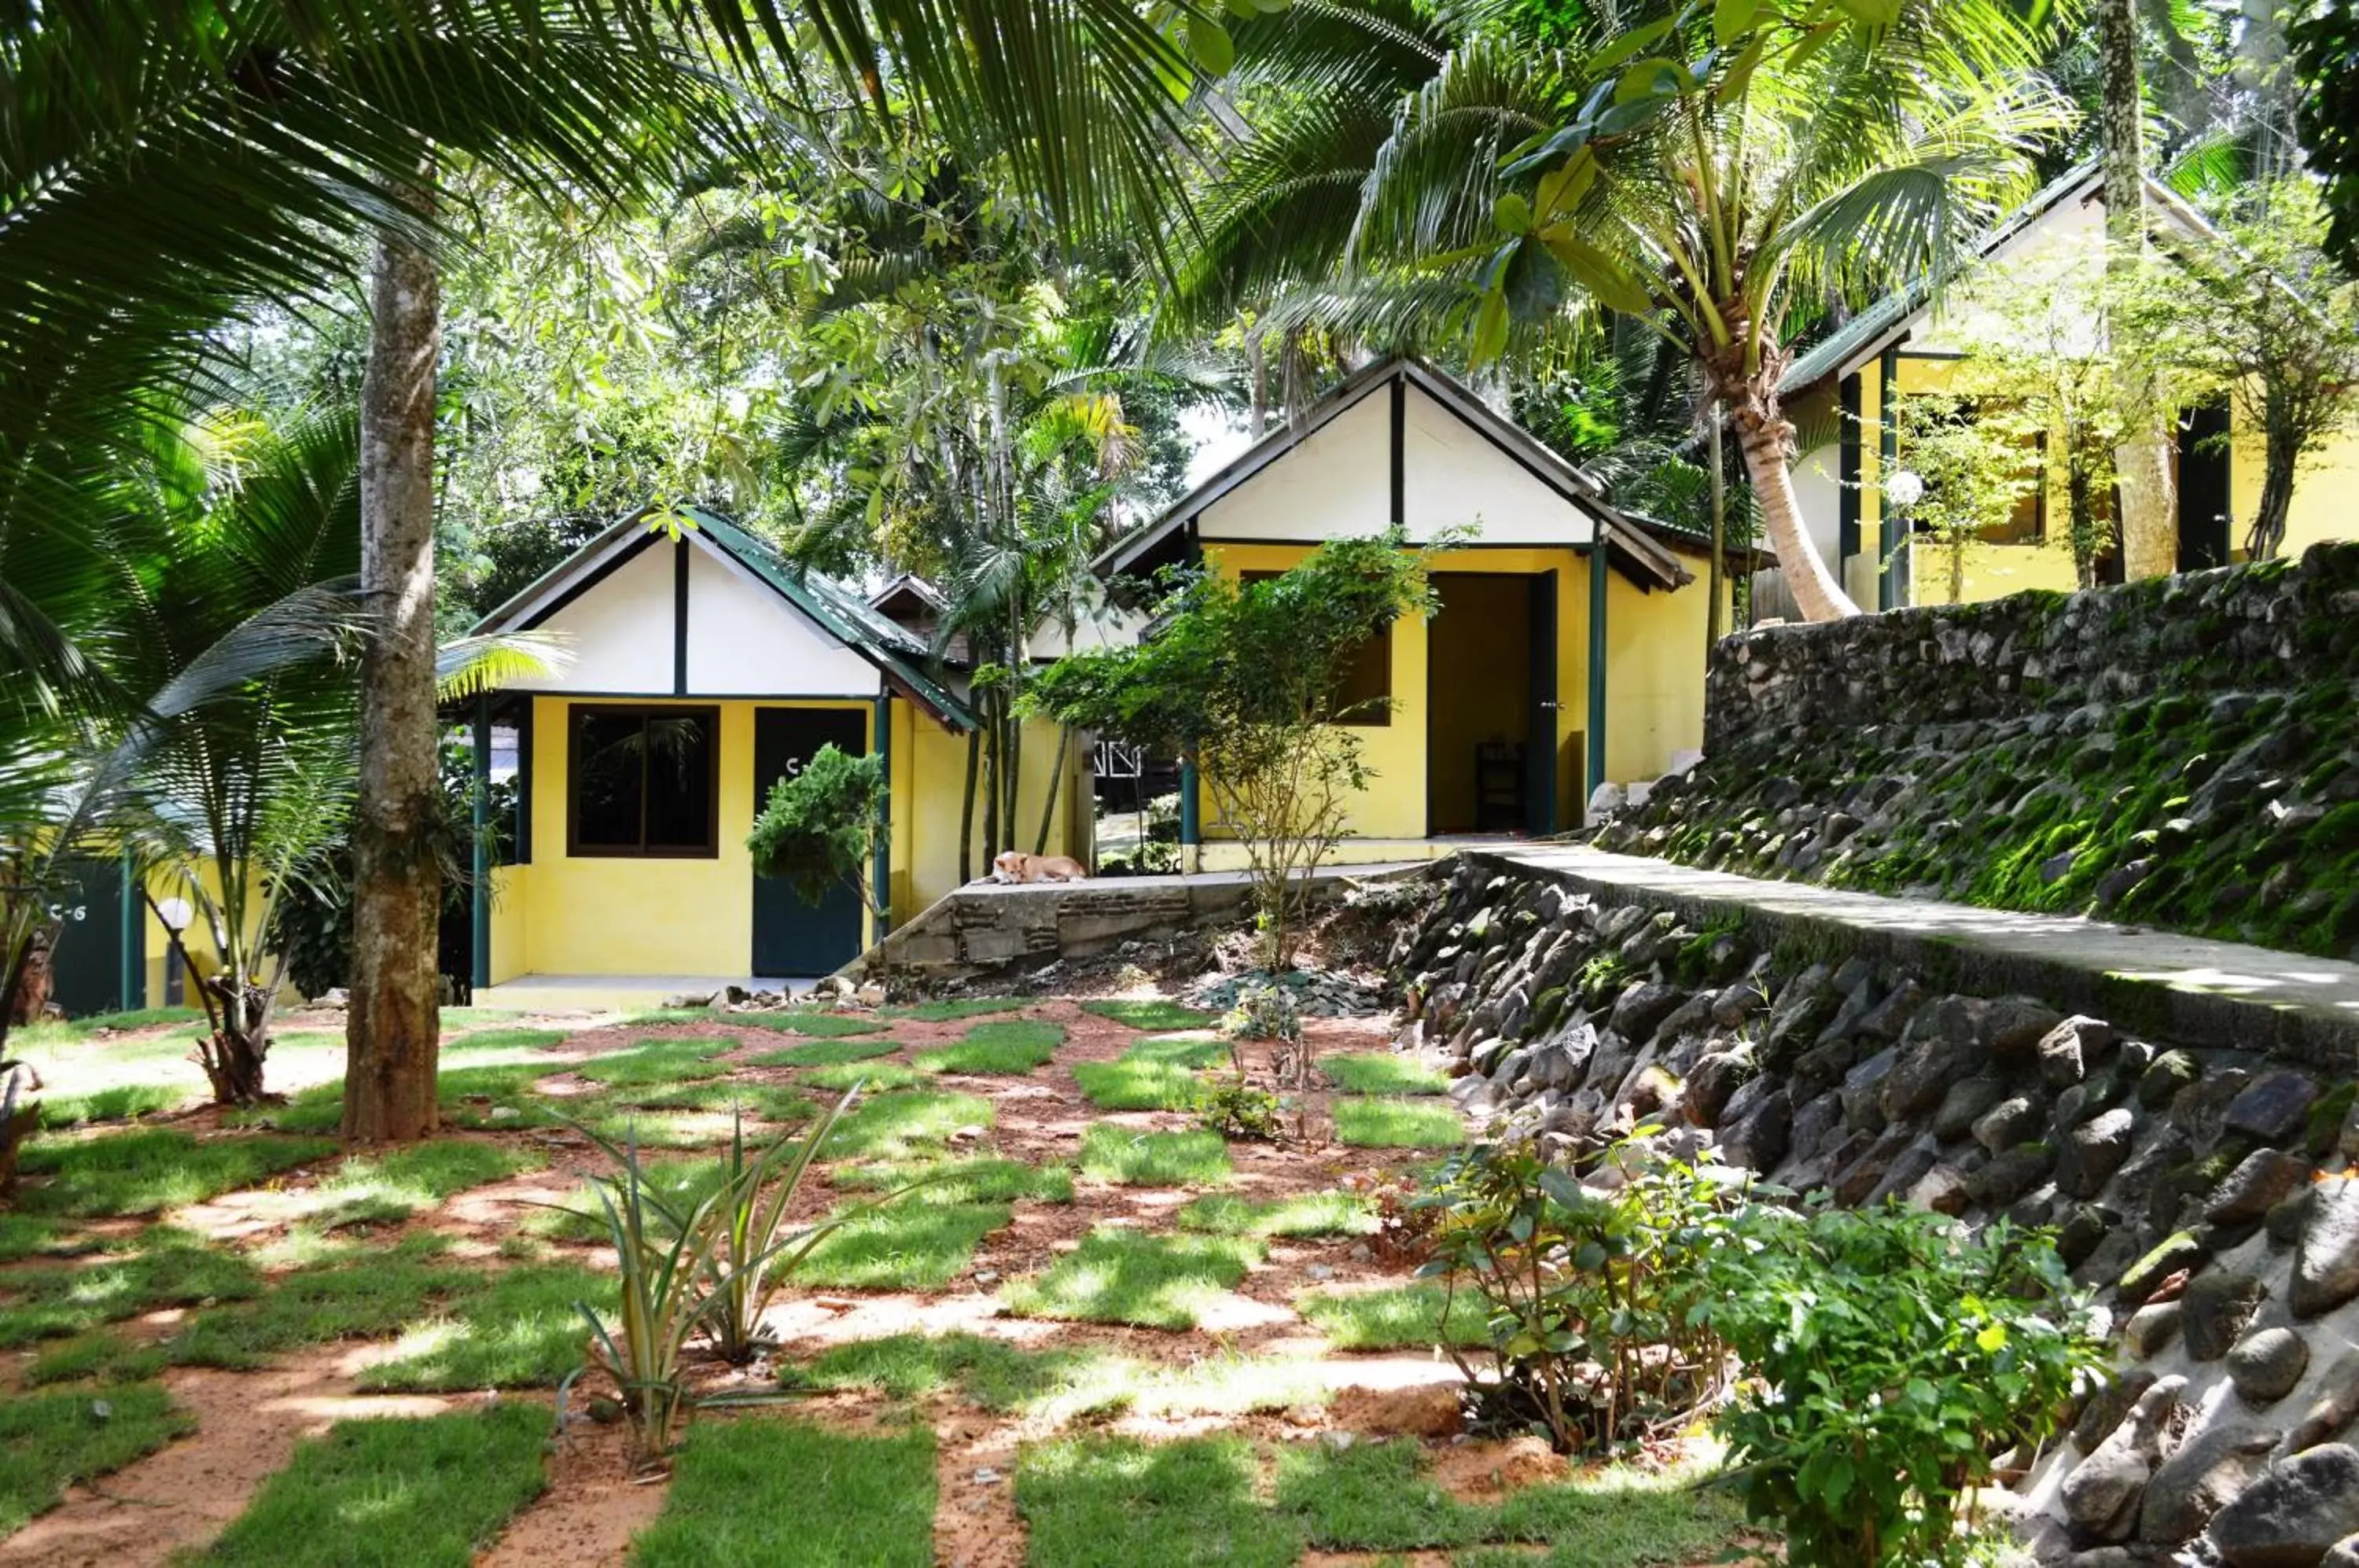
[2291,0,2359,272]
[2098,0,2180,579]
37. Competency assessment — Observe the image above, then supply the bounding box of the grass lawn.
[1320,1052,1450,1095]
[1072,1034,1226,1111]
[803,1061,925,1093]
[1018,1435,1301,1568]
[613,1082,815,1122]
[191,1404,549,1567]
[358,1261,612,1391]
[0,1382,194,1536]
[440,1026,569,1054]
[631,1419,936,1568]
[24,1329,171,1387]
[1000,1226,1260,1330]
[1077,999,1220,1031]
[1295,1282,1488,1349]
[881,996,1028,1021]
[832,1155,1074,1204]
[743,1036,898,1069]
[793,1200,1013,1290]
[913,1018,1064,1076]
[1076,1124,1231,1186]
[299,1140,541,1230]
[781,1331,1130,1416]
[245,1061,572,1136]
[1176,1190,1376,1239]
[816,1091,992,1161]
[0,1213,72,1263]
[531,1158,726,1243]
[571,1037,737,1089]
[1332,1096,1464,1148]
[1273,1437,1489,1549]
[12,1129,337,1218]
[727,1010,886,1038]
[36,1082,186,1128]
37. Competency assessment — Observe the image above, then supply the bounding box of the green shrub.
[1190,1073,1286,1141]
[1709,1205,2107,1568]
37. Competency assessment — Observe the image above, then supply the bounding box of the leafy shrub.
[1190,1073,1285,1141]
[1707,1205,2107,1568]
[1219,982,1300,1044]
[1415,1136,1739,1454]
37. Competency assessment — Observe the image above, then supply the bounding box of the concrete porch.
[474,973,813,1013]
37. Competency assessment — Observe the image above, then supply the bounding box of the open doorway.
[1426,572,1555,836]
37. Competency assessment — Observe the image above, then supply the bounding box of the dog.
[990,850,1090,884]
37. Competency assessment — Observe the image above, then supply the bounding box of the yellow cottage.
[462,507,1084,997]
[1096,358,1737,873]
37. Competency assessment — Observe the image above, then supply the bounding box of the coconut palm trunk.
[345,218,443,1144]
[2100,0,2179,579]
[1717,362,1862,622]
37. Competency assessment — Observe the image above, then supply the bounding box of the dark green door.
[751,708,869,977]
[46,856,131,1017]
[1525,572,1559,836]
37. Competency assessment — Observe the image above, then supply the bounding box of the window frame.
[565,703,723,859]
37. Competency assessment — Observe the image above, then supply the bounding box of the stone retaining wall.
[1389,852,2359,1566]
[1602,543,2359,959]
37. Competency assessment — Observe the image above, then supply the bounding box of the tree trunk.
[345,216,443,1145]
[2249,427,2299,560]
[2100,0,2179,580]
[958,726,980,883]
[1724,383,1861,620]
[1032,726,1071,856]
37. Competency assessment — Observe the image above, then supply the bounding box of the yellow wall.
[2232,414,2359,561]
[499,694,1076,976]
[1603,563,1713,786]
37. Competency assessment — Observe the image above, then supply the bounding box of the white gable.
[684,540,878,695]
[531,540,676,694]
[1193,381,1599,548]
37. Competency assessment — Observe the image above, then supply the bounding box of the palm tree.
[2096,0,2178,579]
[1173,0,2066,621]
[6,0,1224,1140]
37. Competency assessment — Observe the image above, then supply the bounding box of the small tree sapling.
[745,743,889,966]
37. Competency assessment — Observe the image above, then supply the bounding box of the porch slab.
[475,974,811,1014]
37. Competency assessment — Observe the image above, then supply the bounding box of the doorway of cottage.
[751,706,870,976]
[1425,572,1555,837]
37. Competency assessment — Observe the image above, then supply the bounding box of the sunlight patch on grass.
[1000,1226,1260,1330]
[1295,1282,1487,1349]
[832,1155,1073,1205]
[12,1129,336,1218]
[571,1036,736,1089]
[23,1329,170,1388]
[359,1261,611,1391]
[298,1140,541,1231]
[36,1083,186,1128]
[1176,1190,1376,1239]
[631,1420,935,1568]
[0,1228,262,1348]
[744,1036,898,1069]
[727,1010,887,1038]
[1321,1052,1450,1095]
[880,996,1029,1022]
[440,1025,569,1054]
[1018,1435,1301,1568]
[913,1019,1064,1076]
[816,1091,992,1161]
[612,1082,815,1121]
[1332,1097,1464,1148]
[0,1382,193,1537]
[528,1159,723,1245]
[781,1331,1131,1417]
[1077,999,1220,1031]
[1076,1124,1231,1187]
[1071,1034,1225,1112]
[793,1200,1013,1290]
[190,1404,548,1567]
[802,1061,925,1093]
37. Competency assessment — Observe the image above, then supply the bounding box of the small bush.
[1219,983,1300,1044]
[1190,1073,1286,1141]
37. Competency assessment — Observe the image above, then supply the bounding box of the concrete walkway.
[1480,845,2359,1069]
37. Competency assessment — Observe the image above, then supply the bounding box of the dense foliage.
[745,744,888,916]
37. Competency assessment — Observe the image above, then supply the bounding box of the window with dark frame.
[1238,570,1393,727]
[567,705,720,858]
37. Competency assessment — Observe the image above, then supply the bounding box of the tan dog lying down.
[990,851,1089,883]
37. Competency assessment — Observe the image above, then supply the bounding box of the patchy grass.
[0,1213,71,1263]
[745,1036,899,1069]
[436,1007,524,1029]
[727,1010,887,1038]
[36,1082,186,1128]
[1275,1437,1489,1549]
[50,1005,204,1036]
[631,1420,935,1568]
[781,1331,1131,1417]
[301,1140,541,1230]
[571,1037,736,1089]
[804,1061,925,1093]
[1321,1053,1449,1095]
[1017,1435,1302,1568]
[1176,1190,1376,1239]
[1001,1226,1260,1330]
[359,1261,611,1391]
[0,1382,193,1537]
[440,1026,569,1054]
[1071,1035,1226,1112]
[0,1230,261,1347]
[613,1081,815,1121]
[247,1062,570,1136]
[794,1201,1012,1290]
[1077,999,1220,1032]
[192,1404,549,1567]
[913,1019,1064,1076]
[1077,1124,1231,1186]
[23,1329,171,1387]
[1332,1097,1463,1148]
[530,1158,725,1244]
[816,1091,992,1161]
[1296,1283,1487,1349]
[12,1129,337,1217]
[833,1155,1074,1204]
[166,1236,458,1367]
[881,996,1028,1022]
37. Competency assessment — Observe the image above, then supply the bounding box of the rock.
[661,990,716,1009]
[2063,1375,2185,1542]
[2141,1051,2206,1110]
[2271,1189,2317,1249]
[2208,1150,2315,1226]
[2323,1536,2359,1568]
[1969,1143,2058,1209]
[1709,972,1771,1029]
[2142,1422,2282,1545]
[2074,1370,2159,1452]
[2294,1177,2359,1319]
[1933,1077,2008,1143]
[1608,982,1688,1046]
[1879,1029,1985,1122]
[1911,1162,1974,1216]
[2210,1445,2359,1568]
[1722,1088,1793,1173]
[1838,1046,1900,1132]
[1684,1049,1755,1127]
[2229,1328,2312,1406]
[1761,966,1840,1065]
[2288,1351,2359,1452]
[2121,1231,2207,1304]
[1854,977,1927,1043]
[2061,1110,2138,1200]
[2058,1204,2120,1269]
[2182,1271,2271,1362]
[2124,1301,2184,1358]
[2041,1016,2121,1089]
[1976,1095,2051,1156]
[2228,1071,2322,1145]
